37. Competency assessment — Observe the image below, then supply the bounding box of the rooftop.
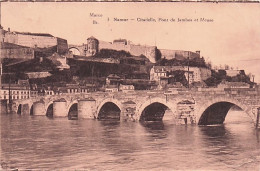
[113,39,127,43]
[15,31,54,37]
[107,74,121,79]
[0,42,32,49]
[87,36,98,40]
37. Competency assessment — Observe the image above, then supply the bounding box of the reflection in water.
[98,102,121,120]
[198,125,234,156]
[1,111,260,170]
[140,121,165,130]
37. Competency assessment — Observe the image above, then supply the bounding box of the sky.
[1,2,260,82]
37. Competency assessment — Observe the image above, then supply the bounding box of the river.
[1,110,260,170]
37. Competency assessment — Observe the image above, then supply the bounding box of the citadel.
[69,36,201,63]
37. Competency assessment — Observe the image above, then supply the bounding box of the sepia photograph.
[0,1,260,170]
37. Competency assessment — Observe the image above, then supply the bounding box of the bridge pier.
[121,101,137,121]
[78,99,96,119]
[1,100,8,114]
[256,107,260,129]
[53,99,67,117]
[19,104,30,115]
[33,101,45,116]
[175,102,196,125]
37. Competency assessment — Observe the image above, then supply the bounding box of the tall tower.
[87,36,99,56]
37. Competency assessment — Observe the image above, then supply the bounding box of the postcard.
[1,2,260,170]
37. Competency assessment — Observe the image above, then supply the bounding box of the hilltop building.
[160,50,201,60]
[150,66,211,84]
[69,37,158,63]
[0,27,68,59]
[96,38,157,63]
[69,36,203,64]
[86,36,99,56]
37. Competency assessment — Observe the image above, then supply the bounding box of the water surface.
[1,111,260,170]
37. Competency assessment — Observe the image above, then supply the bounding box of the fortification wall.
[3,32,18,44]
[129,44,146,56]
[0,45,34,59]
[160,49,176,59]
[99,41,131,52]
[143,46,156,63]
[160,49,200,60]
[2,29,61,49]
[15,34,57,48]
[98,40,156,63]
[57,38,68,55]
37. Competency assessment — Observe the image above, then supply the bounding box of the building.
[0,27,68,56]
[106,74,121,85]
[84,37,158,63]
[150,66,211,84]
[157,76,169,90]
[119,84,135,92]
[0,80,30,100]
[64,84,80,94]
[113,39,128,45]
[52,84,94,95]
[45,89,55,96]
[150,66,168,81]
[70,35,205,64]
[30,84,38,98]
[183,66,211,82]
[105,85,119,92]
[217,81,250,89]
[86,36,99,56]
[184,71,194,85]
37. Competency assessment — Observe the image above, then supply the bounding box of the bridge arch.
[96,99,122,120]
[45,102,54,117]
[67,100,78,120]
[197,97,255,125]
[17,104,22,114]
[30,104,34,115]
[16,103,33,115]
[68,47,81,56]
[136,97,176,121]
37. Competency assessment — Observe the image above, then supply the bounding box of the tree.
[224,64,230,70]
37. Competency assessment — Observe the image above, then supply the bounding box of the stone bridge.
[68,44,86,56]
[10,89,260,127]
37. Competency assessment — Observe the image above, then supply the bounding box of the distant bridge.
[68,44,86,56]
[8,89,260,128]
